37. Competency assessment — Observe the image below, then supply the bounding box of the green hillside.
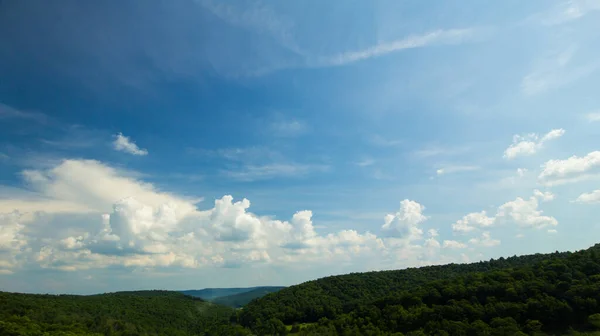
[0,290,250,336]
[5,245,600,335]
[213,287,286,308]
[239,244,600,335]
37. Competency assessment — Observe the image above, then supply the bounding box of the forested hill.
[4,245,600,335]
[0,290,250,335]
[239,243,600,335]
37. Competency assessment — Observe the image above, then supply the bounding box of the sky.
[1,0,600,294]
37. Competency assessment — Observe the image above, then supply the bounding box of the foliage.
[240,244,600,335]
[5,244,600,335]
[0,290,249,336]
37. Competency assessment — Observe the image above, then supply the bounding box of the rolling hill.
[181,286,285,302]
[0,290,249,335]
[213,286,286,308]
[239,244,600,335]
[5,245,600,335]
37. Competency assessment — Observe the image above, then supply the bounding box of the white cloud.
[452,190,558,233]
[539,151,600,186]
[113,133,148,156]
[503,129,565,159]
[0,212,28,273]
[469,232,500,247]
[574,190,600,204]
[533,189,555,202]
[428,229,439,237]
[436,165,480,176]
[517,168,528,177]
[496,196,558,229]
[442,240,467,249]
[586,112,600,122]
[317,29,475,67]
[381,200,427,241]
[547,229,558,234]
[9,159,196,214]
[452,211,494,233]
[0,159,448,274]
[424,238,441,256]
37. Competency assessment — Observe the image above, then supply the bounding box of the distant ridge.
[213,286,286,308]
[180,286,285,302]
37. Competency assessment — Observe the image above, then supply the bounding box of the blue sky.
[1,0,600,294]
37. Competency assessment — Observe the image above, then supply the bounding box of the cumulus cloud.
[381,200,427,242]
[442,240,467,249]
[452,211,494,233]
[451,190,558,233]
[574,190,600,204]
[0,212,28,274]
[1,159,455,274]
[496,195,558,229]
[533,189,555,202]
[503,129,565,159]
[113,133,148,156]
[539,151,600,186]
[468,232,500,247]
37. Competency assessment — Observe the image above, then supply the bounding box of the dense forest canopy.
[240,244,600,335]
[3,244,600,335]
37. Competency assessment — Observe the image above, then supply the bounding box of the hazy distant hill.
[180,286,285,302]
[213,286,286,308]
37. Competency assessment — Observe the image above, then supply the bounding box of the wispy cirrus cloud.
[534,0,600,26]
[269,119,308,137]
[436,165,480,176]
[521,45,600,95]
[585,111,600,122]
[194,146,330,181]
[355,158,375,167]
[313,28,477,67]
[0,103,48,123]
[221,163,330,182]
[368,135,403,147]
